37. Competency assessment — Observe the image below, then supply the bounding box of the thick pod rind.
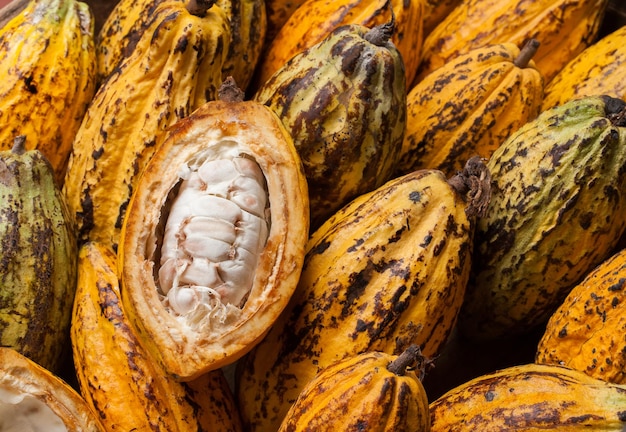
[0,347,105,431]
[430,363,626,431]
[459,95,626,341]
[119,99,309,381]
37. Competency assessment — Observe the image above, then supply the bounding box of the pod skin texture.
[71,242,243,432]
[236,160,490,432]
[416,0,608,85]
[253,0,423,89]
[256,22,407,231]
[0,347,105,431]
[536,247,626,385]
[119,97,309,381]
[0,137,77,375]
[277,347,430,432]
[397,40,544,178]
[63,0,231,252]
[542,24,626,111]
[459,95,626,341]
[0,0,97,185]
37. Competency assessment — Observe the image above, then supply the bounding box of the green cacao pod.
[254,21,406,231]
[0,136,78,374]
[458,95,626,342]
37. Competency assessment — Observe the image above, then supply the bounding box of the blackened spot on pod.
[332,39,365,77]
[619,411,626,422]
[308,239,331,257]
[174,35,189,54]
[23,75,37,94]
[409,191,422,203]
[152,12,180,43]
[558,326,567,338]
[579,212,593,229]
[608,278,626,291]
[420,233,432,248]
[347,238,365,252]
[484,391,496,402]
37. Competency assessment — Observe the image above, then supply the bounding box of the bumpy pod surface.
[71,242,243,431]
[237,159,490,432]
[542,24,626,111]
[277,347,430,432]
[0,347,105,431]
[430,363,626,431]
[253,0,423,90]
[63,0,231,252]
[0,0,97,184]
[256,22,406,230]
[416,0,608,85]
[119,97,309,381]
[397,40,544,177]
[459,95,626,341]
[536,247,626,384]
[0,138,77,375]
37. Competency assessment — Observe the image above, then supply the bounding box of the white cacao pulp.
[157,150,270,328]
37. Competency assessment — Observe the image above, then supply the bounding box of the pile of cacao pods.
[1,0,626,430]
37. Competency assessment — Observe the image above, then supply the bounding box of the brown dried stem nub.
[603,95,626,127]
[11,135,27,156]
[364,2,395,46]
[513,39,540,68]
[387,344,426,380]
[218,76,246,103]
[448,156,492,218]
[186,0,217,16]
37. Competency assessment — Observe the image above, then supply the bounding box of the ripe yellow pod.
[416,0,608,85]
[536,247,626,384]
[118,84,309,381]
[542,24,626,111]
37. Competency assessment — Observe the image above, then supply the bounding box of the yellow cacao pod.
[278,346,431,432]
[0,347,105,431]
[118,85,309,381]
[263,0,307,46]
[71,241,243,431]
[416,0,608,86]
[422,0,461,36]
[63,0,230,252]
[255,22,407,230]
[397,39,544,178]
[236,158,491,432]
[253,0,423,90]
[542,24,626,111]
[0,0,97,185]
[459,95,626,341]
[430,363,626,431]
[0,137,77,375]
[536,247,626,384]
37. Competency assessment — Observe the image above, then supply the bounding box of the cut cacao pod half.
[119,89,310,380]
[0,347,104,431]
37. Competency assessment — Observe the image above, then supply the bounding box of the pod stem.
[603,95,626,127]
[364,0,395,46]
[388,344,426,379]
[218,76,246,103]
[513,39,540,68]
[12,135,27,156]
[186,0,216,16]
[448,156,492,218]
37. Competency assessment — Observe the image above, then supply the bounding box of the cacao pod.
[236,157,491,432]
[0,136,77,375]
[430,363,626,431]
[0,0,97,184]
[397,39,544,178]
[63,0,230,252]
[458,95,626,341]
[536,247,626,384]
[71,241,243,431]
[255,22,406,231]
[422,0,461,36]
[542,24,626,111]
[0,347,105,431]
[278,346,430,432]
[415,0,608,86]
[118,84,309,381]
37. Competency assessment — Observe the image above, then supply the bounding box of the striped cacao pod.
[0,0,97,184]
[0,137,77,375]
[236,157,491,432]
[459,95,626,341]
[255,22,406,230]
[118,85,309,381]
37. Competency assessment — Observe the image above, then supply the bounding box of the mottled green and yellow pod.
[459,95,626,341]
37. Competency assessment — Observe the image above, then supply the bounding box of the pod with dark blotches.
[277,346,430,432]
[63,0,231,252]
[397,39,544,178]
[236,158,491,432]
[430,363,626,431]
[536,247,626,384]
[0,136,77,375]
[71,241,243,431]
[255,21,406,231]
[459,95,626,342]
[542,25,626,111]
